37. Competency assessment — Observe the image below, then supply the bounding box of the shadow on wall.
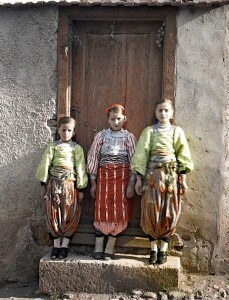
[177,7,212,27]
[0,152,50,283]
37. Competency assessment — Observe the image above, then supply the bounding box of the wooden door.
[71,20,163,246]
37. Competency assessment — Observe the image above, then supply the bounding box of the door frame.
[57,6,177,118]
[57,6,177,248]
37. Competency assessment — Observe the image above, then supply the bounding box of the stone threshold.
[39,253,180,295]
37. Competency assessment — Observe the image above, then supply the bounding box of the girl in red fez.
[87,104,136,260]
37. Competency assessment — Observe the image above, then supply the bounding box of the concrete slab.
[39,253,180,295]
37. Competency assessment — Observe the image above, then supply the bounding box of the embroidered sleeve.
[173,126,194,173]
[87,131,104,175]
[131,126,153,177]
[35,143,55,184]
[74,144,88,189]
[126,132,137,163]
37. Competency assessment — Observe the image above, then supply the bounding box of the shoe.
[103,253,114,260]
[51,247,60,259]
[93,252,104,260]
[157,251,167,264]
[59,247,68,259]
[149,251,157,264]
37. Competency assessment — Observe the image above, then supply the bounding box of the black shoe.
[93,252,104,260]
[51,247,60,259]
[59,247,68,259]
[157,251,167,264]
[149,251,158,264]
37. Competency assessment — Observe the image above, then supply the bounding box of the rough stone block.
[39,253,180,295]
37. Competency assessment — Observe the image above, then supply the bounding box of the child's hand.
[126,181,135,198]
[90,180,96,198]
[180,175,188,194]
[135,176,143,195]
[40,185,47,199]
[78,192,84,202]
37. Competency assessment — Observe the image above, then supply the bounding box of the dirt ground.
[0,272,228,300]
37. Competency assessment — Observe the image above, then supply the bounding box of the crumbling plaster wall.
[0,7,58,282]
[175,5,228,274]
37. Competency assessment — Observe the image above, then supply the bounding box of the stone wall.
[176,5,229,274]
[0,4,228,283]
[0,7,58,282]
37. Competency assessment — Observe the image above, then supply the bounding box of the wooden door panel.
[84,33,127,150]
[124,34,151,222]
[125,29,163,222]
[71,20,164,244]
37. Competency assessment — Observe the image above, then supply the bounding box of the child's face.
[58,123,75,142]
[155,102,174,125]
[108,111,126,131]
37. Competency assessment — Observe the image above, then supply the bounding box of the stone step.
[39,253,180,295]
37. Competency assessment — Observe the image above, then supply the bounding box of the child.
[36,116,88,259]
[131,98,194,265]
[87,104,136,260]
